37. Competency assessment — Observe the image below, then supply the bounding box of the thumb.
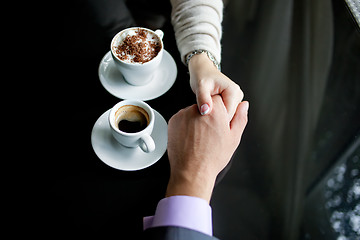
[196,84,213,115]
[230,101,249,137]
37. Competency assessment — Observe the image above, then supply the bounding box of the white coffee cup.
[111,27,164,86]
[109,99,155,153]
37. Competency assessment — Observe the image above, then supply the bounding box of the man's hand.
[166,95,249,203]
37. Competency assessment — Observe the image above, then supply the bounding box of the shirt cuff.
[143,195,213,236]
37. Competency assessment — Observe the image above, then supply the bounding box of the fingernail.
[200,104,210,115]
[243,101,249,113]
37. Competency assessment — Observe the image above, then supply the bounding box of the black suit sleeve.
[143,226,219,240]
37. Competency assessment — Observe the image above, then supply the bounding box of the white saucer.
[98,50,177,101]
[91,109,168,171]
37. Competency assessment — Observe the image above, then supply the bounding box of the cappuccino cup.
[109,99,155,153]
[111,27,164,86]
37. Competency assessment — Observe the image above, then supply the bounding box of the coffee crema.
[113,28,161,64]
[115,105,150,133]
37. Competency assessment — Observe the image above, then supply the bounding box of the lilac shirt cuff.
[143,195,213,236]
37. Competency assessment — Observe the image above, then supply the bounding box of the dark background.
[30,0,360,239]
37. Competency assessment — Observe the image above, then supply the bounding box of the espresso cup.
[111,27,164,86]
[109,99,155,153]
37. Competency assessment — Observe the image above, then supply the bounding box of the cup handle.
[154,29,164,40]
[140,134,155,153]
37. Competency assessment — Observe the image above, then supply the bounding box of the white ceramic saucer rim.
[98,50,177,101]
[91,109,167,171]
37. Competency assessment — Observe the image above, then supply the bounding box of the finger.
[230,101,249,137]
[196,83,213,115]
[211,94,227,113]
[221,85,244,120]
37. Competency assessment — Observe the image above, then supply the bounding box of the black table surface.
[28,1,360,239]
[35,11,197,238]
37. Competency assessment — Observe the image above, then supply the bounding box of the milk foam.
[112,28,161,64]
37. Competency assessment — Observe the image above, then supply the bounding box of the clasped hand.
[188,53,244,120]
[166,95,249,203]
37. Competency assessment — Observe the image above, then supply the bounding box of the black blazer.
[143,226,219,240]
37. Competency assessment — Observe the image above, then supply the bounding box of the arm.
[170,0,223,64]
[170,0,244,118]
[143,96,249,239]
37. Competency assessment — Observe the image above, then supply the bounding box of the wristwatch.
[185,49,221,71]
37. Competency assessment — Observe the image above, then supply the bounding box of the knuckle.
[168,115,176,127]
[233,83,244,100]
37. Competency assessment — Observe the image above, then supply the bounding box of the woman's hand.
[188,53,244,120]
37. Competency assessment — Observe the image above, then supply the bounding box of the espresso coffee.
[115,105,149,133]
[113,28,161,64]
[117,120,145,133]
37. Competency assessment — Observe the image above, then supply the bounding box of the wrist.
[166,171,216,203]
[188,53,219,82]
[186,50,221,71]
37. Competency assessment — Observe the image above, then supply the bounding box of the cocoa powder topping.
[114,28,161,64]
